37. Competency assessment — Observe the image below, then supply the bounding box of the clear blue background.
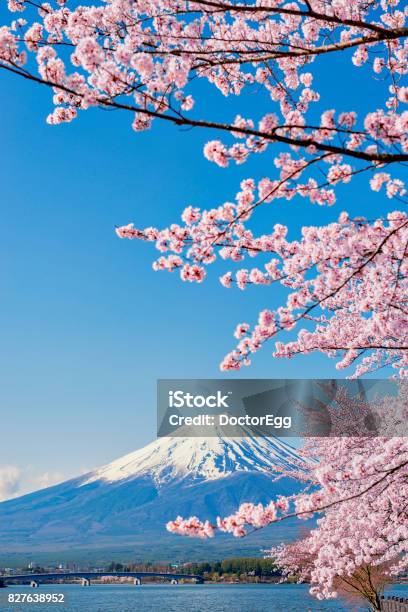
[0,17,395,490]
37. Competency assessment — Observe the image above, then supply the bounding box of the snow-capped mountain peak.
[82,429,301,487]
[0,430,304,557]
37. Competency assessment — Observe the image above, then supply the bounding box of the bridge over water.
[0,571,203,587]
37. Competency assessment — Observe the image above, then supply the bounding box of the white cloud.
[0,465,21,501]
[35,471,70,490]
[0,466,90,501]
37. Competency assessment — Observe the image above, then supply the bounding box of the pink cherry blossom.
[118,204,408,378]
[167,384,408,603]
[2,6,408,604]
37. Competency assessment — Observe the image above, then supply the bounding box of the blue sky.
[0,32,394,495]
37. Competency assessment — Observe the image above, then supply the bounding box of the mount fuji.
[0,432,305,562]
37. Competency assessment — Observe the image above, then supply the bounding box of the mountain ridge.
[0,433,305,560]
[80,432,302,486]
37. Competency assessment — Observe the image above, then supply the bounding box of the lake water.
[1,583,408,612]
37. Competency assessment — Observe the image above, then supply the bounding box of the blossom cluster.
[2,0,407,375]
[270,434,408,599]
[167,385,408,601]
[117,198,408,377]
[166,515,215,539]
[1,0,407,179]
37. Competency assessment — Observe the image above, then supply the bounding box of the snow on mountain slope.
[0,432,304,557]
[81,428,301,487]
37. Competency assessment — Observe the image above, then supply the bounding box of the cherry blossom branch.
[192,27,408,67]
[1,61,406,164]
[167,456,408,539]
[3,0,407,379]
